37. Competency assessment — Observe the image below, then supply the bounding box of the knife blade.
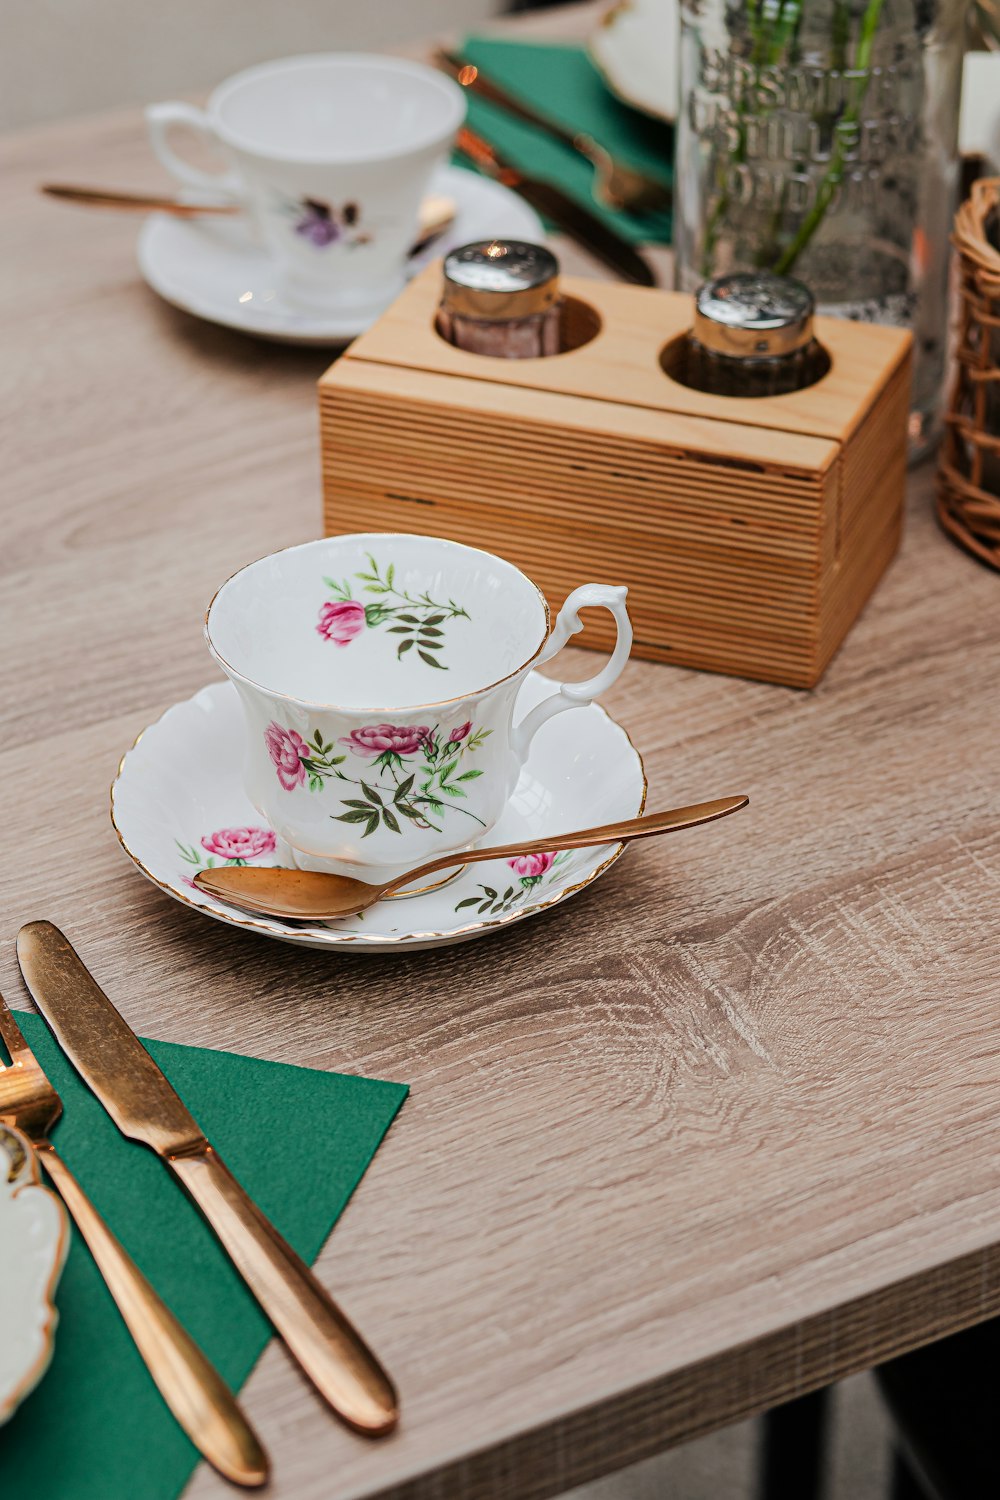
[455,126,656,286]
[16,920,398,1436]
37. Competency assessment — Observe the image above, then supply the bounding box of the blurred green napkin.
[453,38,673,245]
[0,1012,407,1500]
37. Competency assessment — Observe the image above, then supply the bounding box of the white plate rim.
[588,0,678,124]
[0,1126,69,1426]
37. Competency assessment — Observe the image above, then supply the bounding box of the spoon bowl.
[194,795,749,921]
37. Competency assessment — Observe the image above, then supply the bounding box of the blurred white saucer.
[136,163,544,346]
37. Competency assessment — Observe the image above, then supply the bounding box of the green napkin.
[453,38,673,245]
[0,1012,407,1500]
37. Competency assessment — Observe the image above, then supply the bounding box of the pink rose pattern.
[201,827,277,861]
[316,599,366,646]
[315,553,469,672]
[455,849,569,917]
[507,851,557,880]
[340,724,430,759]
[176,825,277,884]
[261,715,492,840]
[265,722,310,791]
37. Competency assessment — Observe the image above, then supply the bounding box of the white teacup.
[205,534,633,883]
[146,54,465,314]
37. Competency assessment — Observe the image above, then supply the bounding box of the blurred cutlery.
[454,126,655,285]
[41,184,456,251]
[42,183,239,215]
[434,48,671,214]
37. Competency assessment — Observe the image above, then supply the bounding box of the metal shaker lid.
[693,272,815,358]
[442,240,560,320]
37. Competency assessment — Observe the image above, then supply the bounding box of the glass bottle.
[436,240,563,358]
[679,272,829,395]
[674,0,970,454]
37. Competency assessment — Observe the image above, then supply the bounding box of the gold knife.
[16,920,398,1436]
[455,125,656,286]
[0,990,269,1487]
[435,49,671,214]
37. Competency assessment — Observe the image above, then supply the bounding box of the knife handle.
[455,126,508,182]
[436,51,579,153]
[40,1144,269,1487]
[170,1146,398,1434]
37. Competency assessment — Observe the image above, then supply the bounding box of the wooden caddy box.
[319,264,912,689]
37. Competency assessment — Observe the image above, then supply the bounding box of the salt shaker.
[437,240,563,358]
[681,273,828,397]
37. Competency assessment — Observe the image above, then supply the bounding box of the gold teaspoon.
[41,183,240,215]
[193,796,749,921]
[40,184,456,250]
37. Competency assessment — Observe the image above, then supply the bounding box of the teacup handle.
[145,102,242,198]
[511,584,632,762]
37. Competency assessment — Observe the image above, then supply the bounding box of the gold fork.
[0,992,268,1487]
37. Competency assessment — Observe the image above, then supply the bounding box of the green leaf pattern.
[454,851,571,916]
[318,554,469,670]
[265,718,494,838]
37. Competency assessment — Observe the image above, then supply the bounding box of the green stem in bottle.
[830,0,851,73]
[772,0,886,276]
[701,0,801,276]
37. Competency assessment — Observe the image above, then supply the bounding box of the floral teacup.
[146,54,465,315]
[205,533,633,883]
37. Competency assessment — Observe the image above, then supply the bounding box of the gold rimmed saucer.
[110,676,646,953]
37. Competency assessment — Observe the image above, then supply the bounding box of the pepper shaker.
[436,240,563,358]
[681,273,828,397]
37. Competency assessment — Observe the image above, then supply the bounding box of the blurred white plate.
[0,1124,68,1425]
[592,11,996,149]
[137,164,544,346]
[589,0,679,124]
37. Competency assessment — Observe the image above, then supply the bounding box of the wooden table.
[2,6,999,1499]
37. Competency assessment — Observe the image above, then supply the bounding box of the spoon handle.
[41,183,239,214]
[434,48,579,153]
[40,185,455,245]
[381,795,749,898]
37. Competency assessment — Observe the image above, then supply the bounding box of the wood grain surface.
[2,6,999,1500]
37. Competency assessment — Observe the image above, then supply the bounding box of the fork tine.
[0,991,35,1064]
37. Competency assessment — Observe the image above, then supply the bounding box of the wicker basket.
[938,177,1000,570]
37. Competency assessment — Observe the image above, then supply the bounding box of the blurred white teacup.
[146,54,465,314]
